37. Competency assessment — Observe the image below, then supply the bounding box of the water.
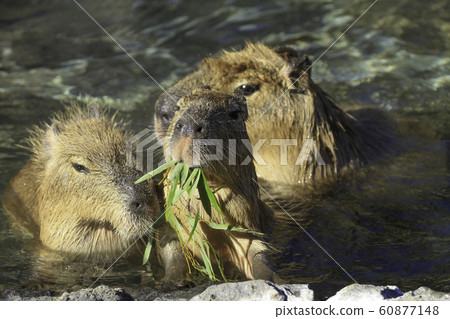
[0,0,448,300]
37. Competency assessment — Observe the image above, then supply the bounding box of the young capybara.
[158,87,279,282]
[154,43,393,190]
[2,104,161,266]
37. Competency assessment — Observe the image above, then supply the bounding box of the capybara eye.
[289,88,307,95]
[72,163,90,174]
[236,84,260,96]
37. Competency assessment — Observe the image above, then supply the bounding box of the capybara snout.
[172,89,247,138]
[166,88,249,168]
[118,168,154,216]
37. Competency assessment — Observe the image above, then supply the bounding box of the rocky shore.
[2,281,448,301]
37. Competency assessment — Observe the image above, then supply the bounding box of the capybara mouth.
[78,219,116,233]
[169,138,220,170]
[169,137,195,166]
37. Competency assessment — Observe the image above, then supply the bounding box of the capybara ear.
[87,102,102,119]
[44,124,60,152]
[289,54,312,80]
[274,46,312,81]
[273,46,299,63]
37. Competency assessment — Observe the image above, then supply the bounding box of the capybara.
[154,43,393,189]
[2,104,160,265]
[159,87,279,282]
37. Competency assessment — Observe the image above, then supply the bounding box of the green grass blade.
[142,240,152,265]
[134,160,176,184]
[180,163,189,186]
[172,187,186,204]
[187,168,201,198]
[205,221,264,236]
[168,162,185,182]
[186,209,200,244]
[182,167,199,191]
[167,173,180,206]
[210,244,226,281]
[165,206,173,224]
[197,172,212,217]
[198,239,215,280]
[143,209,166,265]
[166,208,185,245]
[200,170,224,217]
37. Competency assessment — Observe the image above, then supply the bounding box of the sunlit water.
[0,0,448,300]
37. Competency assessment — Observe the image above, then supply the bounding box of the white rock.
[190,280,313,301]
[395,287,450,301]
[327,284,403,301]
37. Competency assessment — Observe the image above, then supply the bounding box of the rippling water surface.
[0,0,448,300]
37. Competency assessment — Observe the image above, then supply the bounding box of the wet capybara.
[2,104,160,265]
[159,87,279,282]
[154,43,393,190]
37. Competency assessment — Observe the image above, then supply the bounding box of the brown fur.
[155,43,394,190]
[2,104,160,264]
[159,88,278,281]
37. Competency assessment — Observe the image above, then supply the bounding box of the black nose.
[175,118,205,138]
[129,189,151,215]
[120,173,150,214]
[130,200,142,210]
[123,184,147,213]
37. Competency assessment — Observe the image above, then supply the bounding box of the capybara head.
[28,105,159,261]
[164,87,256,187]
[155,43,316,140]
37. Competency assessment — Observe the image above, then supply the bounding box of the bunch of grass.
[135,160,261,281]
